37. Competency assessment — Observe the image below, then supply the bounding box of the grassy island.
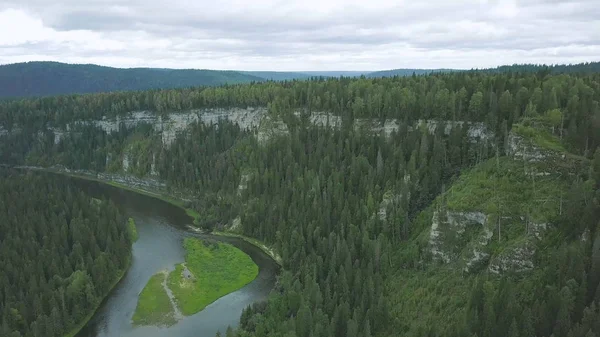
[132,238,258,326]
[168,238,259,315]
[132,272,176,327]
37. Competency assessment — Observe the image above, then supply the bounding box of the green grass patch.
[212,230,283,266]
[128,217,139,242]
[445,157,565,224]
[167,238,259,315]
[132,272,176,327]
[513,123,565,152]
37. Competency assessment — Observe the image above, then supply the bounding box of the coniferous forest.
[1,69,600,337]
[0,172,132,337]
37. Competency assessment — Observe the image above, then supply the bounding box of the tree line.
[1,71,599,155]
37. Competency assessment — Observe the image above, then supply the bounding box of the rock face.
[150,154,158,176]
[428,208,544,274]
[67,108,268,146]
[237,173,251,195]
[378,193,396,221]
[50,128,65,145]
[302,112,342,128]
[414,119,491,141]
[230,216,242,231]
[425,134,557,275]
[298,111,493,140]
[488,242,535,274]
[423,127,567,275]
[2,108,493,151]
[257,115,289,144]
[48,166,167,193]
[507,133,548,162]
[429,210,491,264]
[97,171,166,190]
[122,154,130,172]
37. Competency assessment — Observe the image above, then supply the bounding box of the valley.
[1,69,599,337]
[38,173,278,337]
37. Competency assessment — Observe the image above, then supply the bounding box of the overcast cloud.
[0,0,599,71]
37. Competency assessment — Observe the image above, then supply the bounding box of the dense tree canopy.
[0,67,599,337]
[0,62,264,98]
[2,70,599,155]
[0,172,132,337]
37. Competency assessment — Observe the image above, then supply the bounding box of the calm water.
[62,177,279,337]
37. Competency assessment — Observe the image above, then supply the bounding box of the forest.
[0,171,132,337]
[0,62,264,98]
[2,61,598,99]
[0,68,599,337]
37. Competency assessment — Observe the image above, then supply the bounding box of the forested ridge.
[0,172,132,337]
[0,62,264,99]
[1,67,600,337]
[486,62,600,75]
[2,61,597,99]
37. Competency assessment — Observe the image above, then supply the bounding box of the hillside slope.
[0,62,264,98]
[385,119,600,337]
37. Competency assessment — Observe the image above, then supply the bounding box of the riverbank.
[7,165,282,337]
[211,231,283,266]
[63,256,131,337]
[18,166,202,223]
[128,218,139,242]
[25,165,281,266]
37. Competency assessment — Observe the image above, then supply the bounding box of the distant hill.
[301,71,368,77]
[0,62,264,98]
[244,71,368,81]
[243,71,313,81]
[2,61,598,98]
[366,68,459,78]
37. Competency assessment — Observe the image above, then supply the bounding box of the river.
[62,177,279,337]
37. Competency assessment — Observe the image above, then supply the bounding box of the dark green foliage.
[2,69,600,156]
[365,62,600,79]
[0,61,264,98]
[487,62,600,75]
[0,171,131,337]
[1,66,600,337]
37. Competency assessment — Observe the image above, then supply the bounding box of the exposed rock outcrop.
[257,114,289,144]
[488,242,535,274]
[507,133,549,162]
[68,108,268,146]
[429,210,490,264]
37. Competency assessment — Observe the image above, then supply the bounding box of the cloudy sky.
[0,0,598,71]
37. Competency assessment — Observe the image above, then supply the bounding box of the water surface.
[67,178,279,337]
